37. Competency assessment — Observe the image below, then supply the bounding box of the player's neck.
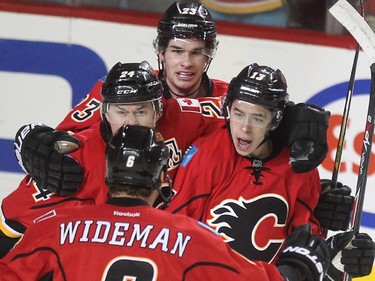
[250,139,273,160]
[168,83,202,99]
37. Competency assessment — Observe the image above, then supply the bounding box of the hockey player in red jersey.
[53,3,337,180]
[0,124,332,281]
[153,2,226,99]
[1,61,224,257]
[1,1,358,265]
[48,2,347,235]
[55,2,330,176]
[54,1,227,134]
[53,2,333,181]
[167,63,322,261]
[166,63,375,280]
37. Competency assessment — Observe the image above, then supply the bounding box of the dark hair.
[108,183,153,198]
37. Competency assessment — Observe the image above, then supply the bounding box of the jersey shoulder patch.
[176,98,201,113]
[180,145,199,167]
[197,221,220,236]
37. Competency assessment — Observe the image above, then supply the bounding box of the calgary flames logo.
[207,194,289,263]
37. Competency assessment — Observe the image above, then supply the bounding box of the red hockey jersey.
[166,127,323,264]
[0,98,225,239]
[0,198,284,281]
[55,76,228,132]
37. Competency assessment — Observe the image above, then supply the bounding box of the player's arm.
[12,79,105,195]
[56,78,104,132]
[276,224,331,281]
[0,234,21,259]
[192,216,325,281]
[166,143,213,218]
[279,102,330,173]
[278,103,355,232]
[289,170,323,236]
[0,199,26,259]
[0,221,58,280]
[14,123,83,196]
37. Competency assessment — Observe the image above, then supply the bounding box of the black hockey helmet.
[101,61,163,108]
[223,63,289,126]
[100,61,163,138]
[225,63,288,111]
[153,2,218,55]
[106,125,169,191]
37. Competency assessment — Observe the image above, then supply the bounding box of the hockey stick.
[329,0,375,232]
[331,46,359,188]
[329,1,375,280]
[331,0,364,187]
[327,0,363,238]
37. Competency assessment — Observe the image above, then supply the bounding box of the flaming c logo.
[207,194,288,263]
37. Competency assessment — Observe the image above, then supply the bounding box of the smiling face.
[158,38,211,98]
[229,100,275,159]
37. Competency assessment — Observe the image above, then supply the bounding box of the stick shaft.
[351,63,375,233]
[331,46,359,187]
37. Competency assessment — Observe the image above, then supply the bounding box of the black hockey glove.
[276,224,330,281]
[286,103,330,173]
[325,231,375,280]
[14,123,83,196]
[314,179,354,231]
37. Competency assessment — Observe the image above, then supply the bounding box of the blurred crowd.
[15,0,375,34]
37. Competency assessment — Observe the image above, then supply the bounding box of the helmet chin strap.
[152,109,162,127]
[255,112,282,154]
[255,132,271,154]
[157,57,164,72]
[203,60,212,73]
[253,118,278,156]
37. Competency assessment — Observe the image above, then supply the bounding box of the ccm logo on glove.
[14,123,44,173]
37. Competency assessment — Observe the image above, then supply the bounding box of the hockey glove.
[14,123,83,196]
[325,231,375,280]
[286,103,330,173]
[314,179,354,231]
[276,224,330,281]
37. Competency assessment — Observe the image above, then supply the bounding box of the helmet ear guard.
[220,95,231,118]
[270,110,283,130]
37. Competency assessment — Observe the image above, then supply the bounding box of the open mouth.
[237,138,251,150]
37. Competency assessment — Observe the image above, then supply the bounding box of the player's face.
[159,38,211,97]
[229,100,274,159]
[105,102,160,134]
